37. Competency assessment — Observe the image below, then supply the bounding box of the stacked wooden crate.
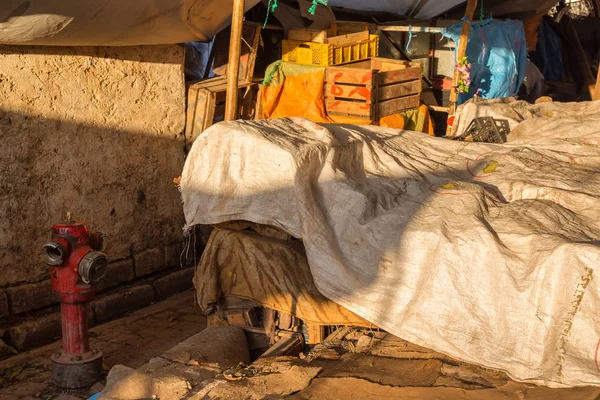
[324,58,422,119]
[282,23,422,119]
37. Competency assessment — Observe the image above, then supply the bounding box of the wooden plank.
[288,28,328,43]
[376,25,445,33]
[260,332,304,358]
[189,76,227,90]
[325,99,373,118]
[371,57,414,71]
[379,80,421,101]
[333,21,370,35]
[185,86,200,144]
[244,26,261,84]
[377,94,420,118]
[378,66,421,85]
[325,84,373,102]
[304,323,326,345]
[187,89,215,144]
[325,81,421,103]
[326,31,370,46]
[369,335,454,362]
[325,68,374,85]
[254,85,264,120]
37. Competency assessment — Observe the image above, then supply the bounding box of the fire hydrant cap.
[78,251,108,284]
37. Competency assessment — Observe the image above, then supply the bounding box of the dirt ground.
[5,292,600,400]
[186,330,600,400]
[0,291,205,400]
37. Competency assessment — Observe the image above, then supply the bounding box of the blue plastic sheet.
[443,19,528,104]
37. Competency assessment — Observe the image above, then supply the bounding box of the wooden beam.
[446,0,478,136]
[224,0,245,121]
[595,67,600,101]
[376,25,446,34]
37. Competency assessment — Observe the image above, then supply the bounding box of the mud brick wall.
[0,45,193,354]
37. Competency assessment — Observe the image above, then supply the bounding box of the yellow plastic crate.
[282,34,379,66]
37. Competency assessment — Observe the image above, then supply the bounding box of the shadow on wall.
[0,109,186,286]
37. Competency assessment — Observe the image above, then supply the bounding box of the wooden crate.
[324,58,422,119]
[185,76,255,146]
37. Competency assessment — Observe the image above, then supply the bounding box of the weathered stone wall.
[0,45,190,350]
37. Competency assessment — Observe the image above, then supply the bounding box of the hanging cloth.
[442,18,528,104]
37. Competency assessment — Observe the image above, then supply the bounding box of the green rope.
[308,0,328,15]
[262,60,282,86]
[263,0,278,29]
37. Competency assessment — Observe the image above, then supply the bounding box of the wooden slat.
[304,323,326,345]
[260,333,304,358]
[371,57,415,71]
[325,68,374,85]
[325,81,420,103]
[379,80,421,101]
[189,76,227,89]
[326,31,370,46]
[376,25,445,33]
[185,86,201,143]
[255,85,264,120]
[325,84,374,102]
[288,28,328,43]
[325,99,374,118]
[378,94,420,118]
[188,89,216,143]
[378,66,421,85]
[244,26,261,84]
[333,21,370,35]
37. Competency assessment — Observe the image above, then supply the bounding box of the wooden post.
[446,0,478,136]
[595,67,600,101]
[224,0,245,121]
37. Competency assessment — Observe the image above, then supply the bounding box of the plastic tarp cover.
[0,0,259,45]
[443,19,528,104]
[181,100,600,387]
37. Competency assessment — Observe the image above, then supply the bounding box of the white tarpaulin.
[181,100,600,387]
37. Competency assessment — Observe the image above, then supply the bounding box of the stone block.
[7,280,56,314]
[0,338,16,357]
[134,248,166,278]
[99,365,191,400]
[164,242,183,268]
[0,290,9,318]
[91,284,155,323]
[9,313,61,350]
[95,258,135,293]
[152,267,194,299]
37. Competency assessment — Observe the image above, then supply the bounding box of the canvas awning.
[0,0,260,46]
[0,0,560,46]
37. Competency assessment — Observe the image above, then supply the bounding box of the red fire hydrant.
[43,215,108,389]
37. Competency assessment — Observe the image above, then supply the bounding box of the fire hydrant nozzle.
[44,220,107,389]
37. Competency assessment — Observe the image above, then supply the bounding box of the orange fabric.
[261,65,433,135]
